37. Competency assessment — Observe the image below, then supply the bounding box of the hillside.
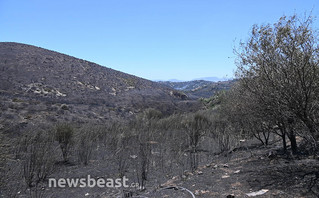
[1,43,319,198]
[159,79,236,98]
[0,42,200,132]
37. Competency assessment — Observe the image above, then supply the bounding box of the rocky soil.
[22,139,319,198]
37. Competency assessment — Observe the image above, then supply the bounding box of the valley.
[0,41,319,198]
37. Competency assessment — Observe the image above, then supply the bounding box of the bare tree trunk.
[303,118,318,140]
[282,133,287,152]
[276,125,287,153]
[262,131,270,145]
[288,130,297,154]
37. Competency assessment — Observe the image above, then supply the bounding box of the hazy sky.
[1,0,319,81]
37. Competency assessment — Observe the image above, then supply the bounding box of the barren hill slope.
[0,42,200,131]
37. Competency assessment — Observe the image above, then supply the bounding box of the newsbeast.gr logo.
[48,175,139,188]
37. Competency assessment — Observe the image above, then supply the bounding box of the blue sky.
[1,0,319,81]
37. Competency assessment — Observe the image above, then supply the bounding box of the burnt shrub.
[55,123,74,162]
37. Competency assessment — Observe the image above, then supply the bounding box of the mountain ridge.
[159,79,236,98]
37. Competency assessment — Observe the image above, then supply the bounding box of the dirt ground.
[138,141,319,198]
[24,139,319,198]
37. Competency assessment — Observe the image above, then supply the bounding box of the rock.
[201,190,209,194]
[227,194,235,198]
[197,171,203,175]
[234,170,240,174]
[184,171,193,176]
[246,189,269,197]
[222,175,230,179]
[130,155,137,159]
[194,190,200,195]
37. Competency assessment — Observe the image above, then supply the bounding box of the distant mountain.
[159,80,213,91]
[159,79,236,98]
[167,79,184,82]
[156,76,231,83]
[192,76,231,82]
[0,42,201,132]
